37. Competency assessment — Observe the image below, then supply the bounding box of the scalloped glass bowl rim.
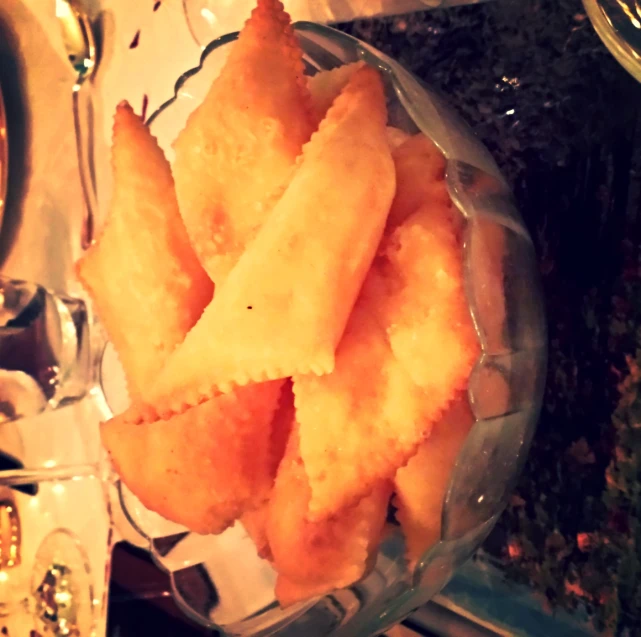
[150,22,506,189]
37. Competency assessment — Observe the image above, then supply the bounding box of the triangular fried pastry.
[362,202,479,403]
[266,426,391,607]
[148,66,395,412]
[77,102,212,399]
[240,380,295,560]
[307,63,408,151]
[387,134,452,232]
[307,61,365,124]
[294,301,432,521]
[101,380,282,534]
[386,126,411,150]
[172,0,314,284]
[296,198,479,521]
[393,392,476,568]
[241,504,272,561]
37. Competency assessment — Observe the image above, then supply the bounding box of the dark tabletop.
[105,0,641,634]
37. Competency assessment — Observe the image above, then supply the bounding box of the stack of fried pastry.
[77,0,485,607]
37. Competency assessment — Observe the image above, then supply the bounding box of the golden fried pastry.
[101,380,282,534]
[240,380,295,559]
[266,427,391,607]
[387,134,452,232]
[241,504,272,561]
[308,64,409,151]
[172,0,314,284]
[307,61,365,124]
[78,2,488,605]
[393,392,476,567]
[77,102,212,399]
[296,195,478,521]
[386,126,411,150]
[295,302,430,521]
[147,65,395,412]
[363,201,479,404]
[266,379,296,477]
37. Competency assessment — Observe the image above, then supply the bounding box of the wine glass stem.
[72,83,99,250]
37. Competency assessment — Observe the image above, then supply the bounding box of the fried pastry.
[172,0,314,284]
[77,102,212,399]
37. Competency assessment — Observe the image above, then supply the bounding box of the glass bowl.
[106,21,547,637]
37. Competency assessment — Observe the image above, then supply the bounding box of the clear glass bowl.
[107,22,546,637]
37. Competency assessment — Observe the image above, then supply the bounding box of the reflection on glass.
[584,0,641,81]
[32,529,94,637]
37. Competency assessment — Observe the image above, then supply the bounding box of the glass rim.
[582,0,641,83]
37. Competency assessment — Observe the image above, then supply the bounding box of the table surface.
[4,0,640,635]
